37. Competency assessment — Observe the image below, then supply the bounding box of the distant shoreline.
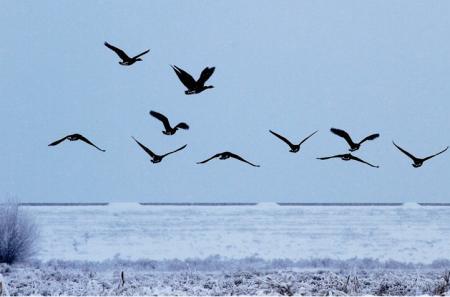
[17,202,450,206]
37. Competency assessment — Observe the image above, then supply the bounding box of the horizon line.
[15,202,450,206]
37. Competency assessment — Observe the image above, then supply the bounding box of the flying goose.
[48,134,105,152]
[269,130,318,153]
[330,128,379,151]
[317,153,379,168]
[104,42,149,66]
[149,110,189,135]
[392,141,448,168]
[197,152,260,167]
[171,65,215,95]
[132,137,186,163]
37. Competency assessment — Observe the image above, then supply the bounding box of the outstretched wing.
[197,67,215,85]
[171,65,197,89]
[228,153,260,167]
[132,49,150,60]
[162,144,187,158]
[269,130,295,148]
[196,153,222,164]
[132,137,156,158]
[349,155,379,168]
[423,146,449,162]
[359,133,380,145]
[330,128,355,147]
[77,134,106,152]
[175,122,189,130]
[48,135,69,146]
[150,110,172,131]
[104,42,130,60]
[299,130,318,145]
[316,154,346,160]
[392,141,418,162]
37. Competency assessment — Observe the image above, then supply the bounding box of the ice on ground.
[107,202,142,209]
[26,204,450,263]
[402,202,423,209]
[254,202,280,208]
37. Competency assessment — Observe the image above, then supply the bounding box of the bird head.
[412,163,422,168]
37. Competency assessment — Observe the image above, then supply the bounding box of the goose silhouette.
[104,42,149,66]
[48,134,105,152]
[149,110,189,135]
[393,141,448,168]
[330,128,379,151]
[171,65,215,95]
[197,152,260,167]
[317,153,379,168]
[269,130,318,153]
[132,137,186,163]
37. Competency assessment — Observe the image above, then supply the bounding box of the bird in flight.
[171,65,215,95]
[269,130,318,153]
[330,128,379,151]
[104,42,150,66]
[149,111,189,135]
[48,134,105,152]
[132,137,186,164]
[197,152,260,167]
[317,153,379,168]
[392,141,448,168]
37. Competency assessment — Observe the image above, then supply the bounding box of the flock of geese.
[48,42,449,169]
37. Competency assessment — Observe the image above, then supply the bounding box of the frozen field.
[26,203,450,264]
[3,203,450,296]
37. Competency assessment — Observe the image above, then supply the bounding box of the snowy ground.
[26,203,450,263]
[3,203,450,295]
[2,260,450,296]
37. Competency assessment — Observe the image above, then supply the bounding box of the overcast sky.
[1,1,450,203]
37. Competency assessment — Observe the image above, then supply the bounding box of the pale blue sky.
[1,1,449,203]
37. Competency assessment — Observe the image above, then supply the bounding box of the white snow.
[107,202,142,210]
[254,202,280,208]
[402,202,423,209]
[0,273,9,296]
[23,204,450,264]
[3,261,450,296]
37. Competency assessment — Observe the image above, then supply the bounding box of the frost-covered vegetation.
[0,201,38,264]
[1,258,450,296]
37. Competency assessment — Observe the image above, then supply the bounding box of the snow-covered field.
[3,203,450,296]
[2,261,450,296]
[27,203,450,263]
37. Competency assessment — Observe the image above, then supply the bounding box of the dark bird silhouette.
[149,110,189,135]
[197,152,260,167]
[132,137,186,163]
[330,128,379,151]
[317,153,379,168]
[269,130,318,153]
[48,134,105,152]
[104,42,149,66]
[392,141,448,168]
[171,65,215,95]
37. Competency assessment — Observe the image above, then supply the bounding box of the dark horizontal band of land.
[17,202,450,206]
